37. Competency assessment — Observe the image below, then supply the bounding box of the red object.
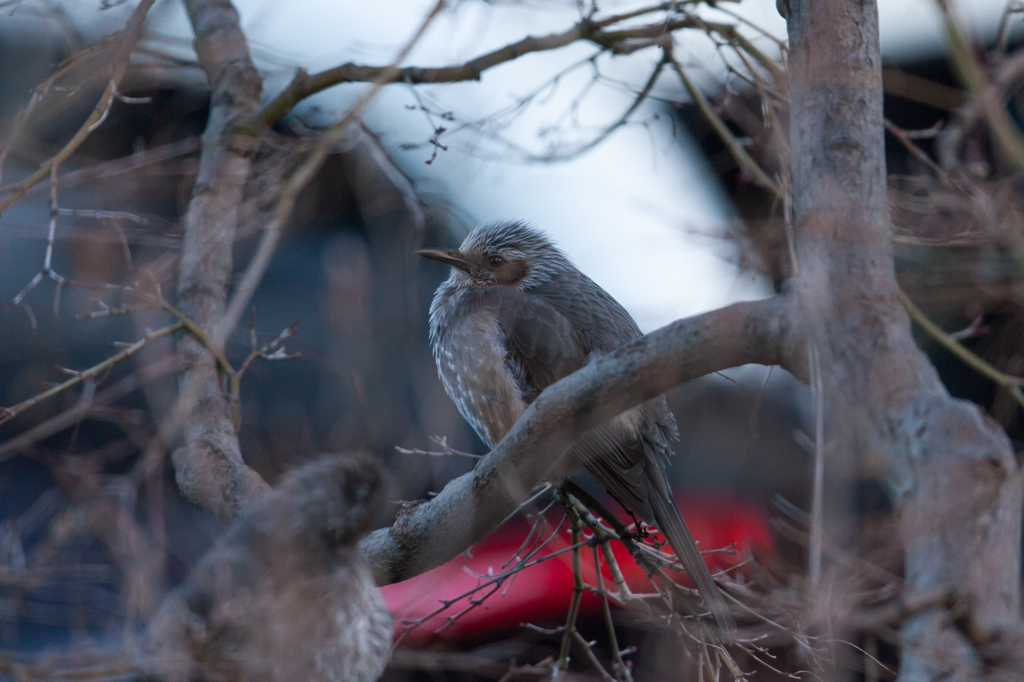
[380,492,773,646]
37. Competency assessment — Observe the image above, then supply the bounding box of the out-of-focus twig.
[555,500,587,677]
[666,47,783,199]
[0,323,184,428]
[897,287,1024,409]
[591,542,634,681]
[937,0,1024,173]
[235,313,301,381]
[395,435,482,459]
[807,346,825,588]
[883,118,970,195]
[214,0,445,349]
[0,0,157,216]
[0,33,120,187]
[0,653,136,681]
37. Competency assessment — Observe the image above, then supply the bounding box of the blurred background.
[0,0,1022,679]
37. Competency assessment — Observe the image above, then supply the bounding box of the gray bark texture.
[173,0,270,521]
[785,2,1022,680]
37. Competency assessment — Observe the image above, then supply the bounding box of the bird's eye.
[488,255,503,267]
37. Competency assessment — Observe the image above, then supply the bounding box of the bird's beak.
[415,248,473,272]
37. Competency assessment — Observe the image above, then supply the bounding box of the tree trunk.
[785,2,1022,679]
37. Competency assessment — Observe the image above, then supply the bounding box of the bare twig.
[258,7,776,132]
[213,0,445,350]
[259,6,696,127]
[0,355,177,461]
[592,542,634,681]
[666,47,783,198]
[883,118,970,194]
[555,499,586,677]
[807,346,825,588]
[937,0,1024,173]
[395,435,482,459]
[0,0,157,216]
[0,323,184,428]
[897,287,1024,410]
[235,317,300,380]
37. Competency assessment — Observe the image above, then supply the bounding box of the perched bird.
[418,221,731,630]
[141,454,392,682]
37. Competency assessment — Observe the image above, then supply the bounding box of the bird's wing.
[487,287,588,403]
[571,424,653,516]
[484,288,733,631]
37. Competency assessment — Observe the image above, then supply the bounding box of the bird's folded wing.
[487,287,588,401]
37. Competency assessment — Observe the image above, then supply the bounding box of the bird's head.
[416,221,570,289]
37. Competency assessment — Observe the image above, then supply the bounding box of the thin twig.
[235,318,301,382]
[556,497,585,676]
[666,48,783,198]
[807,346,824,588]
[883,118,970,195]
[897,287,1024,409]
[258,7,707,127]
[592,542,634,681]
[0,33,121,187]
[936,0,1024,173]
[395,435,482,459]
[0,0,157,216]
[0,323,184,427]
[214,0,445,349]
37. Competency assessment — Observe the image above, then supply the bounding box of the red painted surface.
[381,492,773,646]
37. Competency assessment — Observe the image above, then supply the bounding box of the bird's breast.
[432,304,527,448]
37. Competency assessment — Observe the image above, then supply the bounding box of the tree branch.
[172,0,270,521]
[260,10,718,128]
[215,1,442,348]
[897,287,1024,410]
[667,48,783,199]
[361,296,787,584]
[0,323,183,429]
[0,0,157,216]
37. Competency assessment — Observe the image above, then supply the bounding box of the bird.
[141,454,393,682]
[417,220,732,631]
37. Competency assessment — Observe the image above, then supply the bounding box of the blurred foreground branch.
[0,0,157,216]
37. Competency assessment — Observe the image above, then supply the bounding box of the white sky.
[52,0,1014,330]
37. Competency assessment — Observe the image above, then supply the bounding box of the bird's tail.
[648,485,736,635]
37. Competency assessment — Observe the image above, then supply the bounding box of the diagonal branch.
[0,323,184,430]
[897,287,1024,410]
[361,296,788,584]
[667,48,783,198]
[0,0,157,216]
[214,1,443,348]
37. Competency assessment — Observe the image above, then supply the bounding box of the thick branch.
[172,0,269,521]
[361,296,787,584]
